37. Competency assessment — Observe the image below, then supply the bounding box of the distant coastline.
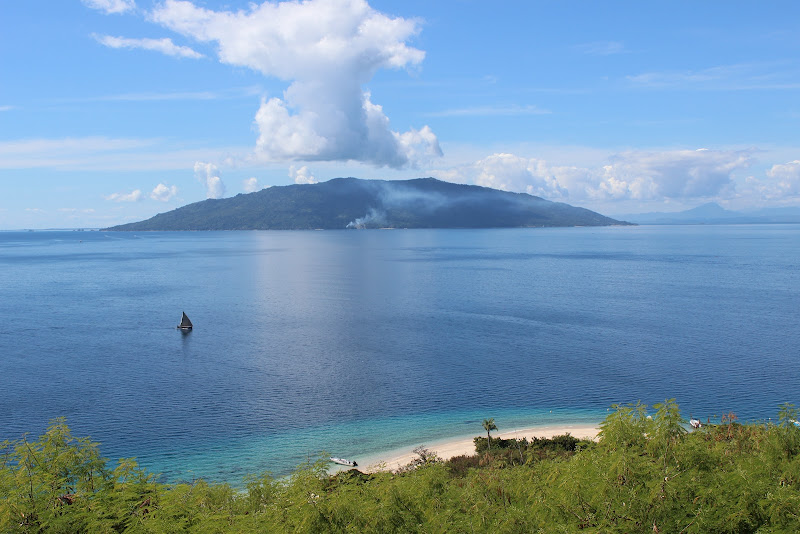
[105,177,631,231]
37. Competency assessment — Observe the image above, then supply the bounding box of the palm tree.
[482,418,498,449]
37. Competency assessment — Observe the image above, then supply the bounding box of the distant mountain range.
[106,177,629,231]
[613,203,800,225]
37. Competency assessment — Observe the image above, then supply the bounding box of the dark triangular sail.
[178,312,193,329]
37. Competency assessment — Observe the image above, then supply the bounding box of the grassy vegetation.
[3,400,800,532]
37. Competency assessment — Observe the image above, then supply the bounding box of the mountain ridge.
[613,202,800,225]
[106,177,630,231]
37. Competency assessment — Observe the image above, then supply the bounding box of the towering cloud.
[194,162,225,199]
[151,0,441,168]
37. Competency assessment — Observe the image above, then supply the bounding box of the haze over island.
[2,1,800,229]
[106,177,629,230]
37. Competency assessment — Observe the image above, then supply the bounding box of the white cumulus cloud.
[82,0,135,14]
[600,149,751,200]
[151,0,440,168]
[460,153,569,199]
[105,189,144,202]
[150,183,178,201]
[289,165,317,184]
[438,149,752,203]
[242,177,264,193]
[194,161,226,199]
[93,34,204,59]
[746,160,800,200]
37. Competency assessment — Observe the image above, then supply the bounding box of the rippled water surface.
[1,226,798,482]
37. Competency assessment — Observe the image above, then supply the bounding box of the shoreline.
[350,423,600,474]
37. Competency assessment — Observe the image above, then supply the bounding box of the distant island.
[105,177,630,231]
[613,202,800,225]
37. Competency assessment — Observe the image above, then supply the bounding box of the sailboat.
[177,312,193,330]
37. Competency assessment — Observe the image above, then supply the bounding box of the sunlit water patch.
[1,225,798,484]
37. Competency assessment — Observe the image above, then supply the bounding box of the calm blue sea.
[1,226,798,484]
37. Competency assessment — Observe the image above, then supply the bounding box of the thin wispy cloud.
[0,136,249,172]
[627,62,800,90]
[57,208,96,214]
[0,105,14,112]
[93,34,204,59]
[52,86,263,104]
[628,117,700,127]
[105,189,144,202]
[628,69,722,87]
[427,105,551,117]
[93,86,262,102]
[98,90,217,102]
[82,0,135,14]
[574,41,626,56]
[0,137,154,158]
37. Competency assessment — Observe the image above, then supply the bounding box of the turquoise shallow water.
[142,406,604,484]
[1,226,798,484]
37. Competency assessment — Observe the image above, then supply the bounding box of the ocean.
[1,225,798,484]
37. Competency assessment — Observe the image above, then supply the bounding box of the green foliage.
[473,433,581,456]
[481,418,498,449]
[395,445,441,474]
[4,403,800,532]
[778,402,798,428]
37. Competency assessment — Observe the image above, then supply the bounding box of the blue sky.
[2,0,800,229]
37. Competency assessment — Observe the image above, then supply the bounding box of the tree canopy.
[106,177,629,231]
[3,402,800,532]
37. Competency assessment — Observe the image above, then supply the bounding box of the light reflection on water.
[1,225,798,483]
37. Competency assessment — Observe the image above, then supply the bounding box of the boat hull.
[330,457,357,467]
[177,311,193,330]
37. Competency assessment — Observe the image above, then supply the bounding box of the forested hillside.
[106,178,628,231]
[3,401,799,532]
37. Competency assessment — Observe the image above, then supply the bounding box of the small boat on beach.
[330,457,357,467]
[177,312,193,330]
[689,418,702,429]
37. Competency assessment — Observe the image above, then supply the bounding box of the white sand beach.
[359,423,600,473]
